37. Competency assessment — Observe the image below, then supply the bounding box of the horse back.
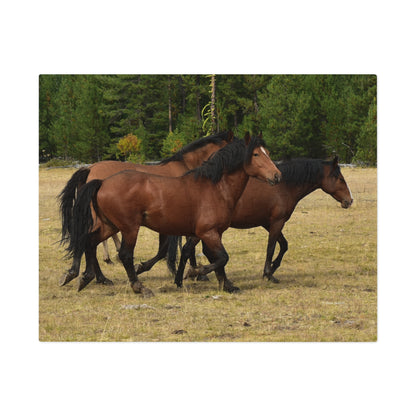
[87,160,187,182]
[88,161,139,181]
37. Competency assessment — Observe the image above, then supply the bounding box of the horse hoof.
[96,277,114,286]
[103,258,114,265]
[131,281,143,293]
[131,281,154,297]
[78,279,89,292]
[224,285,240,293]
[59,271,77,287]
[265,275,280,284]
[78,274,95,292]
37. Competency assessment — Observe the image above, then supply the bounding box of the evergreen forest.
[39,74,376,165]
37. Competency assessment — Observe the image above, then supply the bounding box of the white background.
[1,1,415,415]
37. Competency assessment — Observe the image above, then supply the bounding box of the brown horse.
[66,135,281,296]
[178,156,353,284]
[58,131,232,286]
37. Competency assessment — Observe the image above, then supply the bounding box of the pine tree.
[39,74,376,164]
[51,75,78,160]
[354,96,377,165]
[39,75,61,160]
[74,75,110,162]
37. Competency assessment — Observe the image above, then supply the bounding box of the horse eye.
[253,153,259,157]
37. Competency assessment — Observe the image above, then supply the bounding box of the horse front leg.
[187,231,238,293]
[200,241,239,293]
[135,234,169,275]
[184,238,210,282]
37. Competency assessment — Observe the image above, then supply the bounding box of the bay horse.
[58,131,233,287]
[177,156,353,284]
[66,135,281,296]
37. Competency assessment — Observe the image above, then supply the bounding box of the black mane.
[276,158,340,185]
[159,131,231,165]
[186,136,266,184]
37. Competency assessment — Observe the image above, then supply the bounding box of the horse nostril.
[274,173,281,183]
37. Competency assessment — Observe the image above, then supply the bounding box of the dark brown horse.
[178,156,353,284]
[65,135,281,296]
[58,132,233,287]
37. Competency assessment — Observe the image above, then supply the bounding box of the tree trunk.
[210,74,217,133]
[168,76,173,133]
[179,75,186,113]
[196,75,201,122]
[253,90,259,114]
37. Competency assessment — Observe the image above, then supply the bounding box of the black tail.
[66,179,102,260]
[166,236,181,274]
[58,167,90,244]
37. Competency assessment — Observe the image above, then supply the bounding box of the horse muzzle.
[341,199,353,209]
[267,172,281,185]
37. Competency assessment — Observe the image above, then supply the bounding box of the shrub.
[116,133,144,162]
[161,130,187,158]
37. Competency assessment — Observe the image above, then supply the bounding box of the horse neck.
[217,169,249,208]
[288,181,321,204]
[182,144,221,170]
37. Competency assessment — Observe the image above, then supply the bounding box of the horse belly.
[143,213,194,236]
[141,197,195,236]
[231,198,267,229]
[230,179,275,229]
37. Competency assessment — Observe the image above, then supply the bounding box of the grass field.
[39,166,377,342]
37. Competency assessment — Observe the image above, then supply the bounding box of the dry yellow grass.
[39,166,376,341]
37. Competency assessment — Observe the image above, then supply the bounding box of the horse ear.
[333,155,339,166]
[244,132,251,145]
[258,131,263,139]
[226,130,234,143]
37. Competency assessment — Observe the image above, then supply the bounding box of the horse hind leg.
[102,239,113,264]
[113,233,121,251]
[94,255,114,286]
[102,234,121,265]
[263,232,279,283]
[59,254,82,286]
[78,234,100,291]
[118,231,154,297]
[263,222,285,283]
[270,232,288,276]
[80,227,116,290]
[174,237,200,288]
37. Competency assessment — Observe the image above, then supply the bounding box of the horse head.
[321,156,353,208]
[243,133,282,185]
